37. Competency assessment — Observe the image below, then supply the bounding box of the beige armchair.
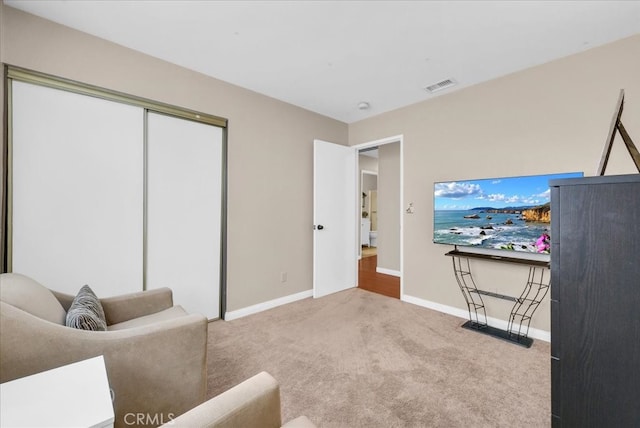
[164,371,316,428]
[0,273,208,428]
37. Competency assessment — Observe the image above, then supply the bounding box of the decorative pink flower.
[536,233,550,253]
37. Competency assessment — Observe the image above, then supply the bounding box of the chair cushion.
[108,305,188,331]
[66,285,107,331]
[0,273,66,325]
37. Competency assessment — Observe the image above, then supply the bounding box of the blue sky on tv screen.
[434,172,582,210]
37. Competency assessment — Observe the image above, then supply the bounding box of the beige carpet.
[207,289,550,427]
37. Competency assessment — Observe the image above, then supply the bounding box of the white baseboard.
[401,294,550,342]
[224,289,313,321]
[223,289,550,342]
[376,267,401,277]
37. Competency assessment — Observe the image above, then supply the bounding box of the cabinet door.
[146,113,223,319]
[11,81,144,296]
[555,180,640,426]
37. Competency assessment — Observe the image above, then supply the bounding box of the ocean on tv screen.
[433,172,582,253]
[433,208,550,252]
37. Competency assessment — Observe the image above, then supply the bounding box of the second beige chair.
[164,371,316,428]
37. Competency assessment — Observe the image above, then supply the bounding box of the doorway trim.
[353,135,404,299]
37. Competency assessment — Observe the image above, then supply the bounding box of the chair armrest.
[1,302,207,428]
[50,289,77,311]
[51,287,174,325]
[100,287,174,325]
[164,371,283,428]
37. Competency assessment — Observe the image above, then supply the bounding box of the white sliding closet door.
[11,81,144,296]
[146,113,222,319]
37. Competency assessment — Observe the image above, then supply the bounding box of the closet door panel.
[146,113,222,319]
[11,81,144,296]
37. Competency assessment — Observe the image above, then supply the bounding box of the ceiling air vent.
[424,78,457,93]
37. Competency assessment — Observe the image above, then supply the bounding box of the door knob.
[316,225,324,230]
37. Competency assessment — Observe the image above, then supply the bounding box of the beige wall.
[377,143,400,272]
[359,154,378,222]
[0,5,348,312]
[358,154,378,174]
[361,174,377,196]
[349,34,640,332]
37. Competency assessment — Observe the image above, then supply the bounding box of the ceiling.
[6,0,640,123]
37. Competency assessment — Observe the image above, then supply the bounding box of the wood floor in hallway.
[358,255,400,299]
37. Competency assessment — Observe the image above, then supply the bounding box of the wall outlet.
[280,271,288,283]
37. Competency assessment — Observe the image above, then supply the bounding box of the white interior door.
[313,139,357,298]
[11,81,144,297]
[146,113,223,319]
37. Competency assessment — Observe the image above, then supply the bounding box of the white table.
[0,355,114,428]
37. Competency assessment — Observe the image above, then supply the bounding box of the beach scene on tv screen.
[434,172,582,253]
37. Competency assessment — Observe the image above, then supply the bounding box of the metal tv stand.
[445,247,550,348]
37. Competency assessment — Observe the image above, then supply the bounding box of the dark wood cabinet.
[550,174,640,427]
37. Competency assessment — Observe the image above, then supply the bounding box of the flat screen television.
[433,172,583,254]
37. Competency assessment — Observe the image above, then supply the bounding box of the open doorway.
[360,149,378,259]
[356,137,402,299]
[311,136,401,300]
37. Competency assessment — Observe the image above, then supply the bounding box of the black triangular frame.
[597,89,640,175]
